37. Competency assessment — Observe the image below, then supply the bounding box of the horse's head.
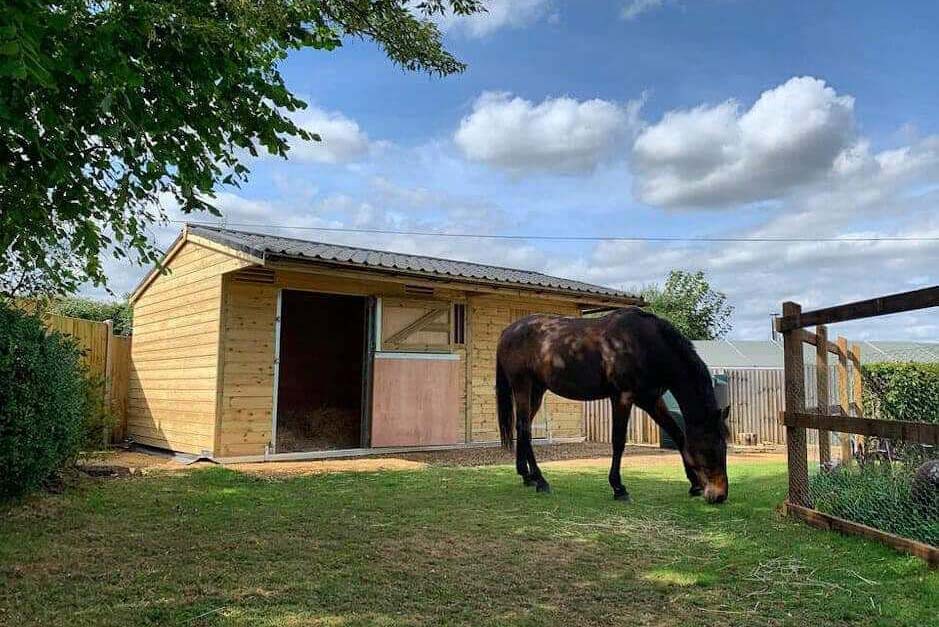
[685,405,730,504]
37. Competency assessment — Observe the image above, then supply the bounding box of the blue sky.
[98,0,939,341]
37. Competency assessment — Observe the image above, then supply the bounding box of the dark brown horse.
[496,307,729,503]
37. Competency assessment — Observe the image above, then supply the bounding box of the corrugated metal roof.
[188,225,638,303]
[693,339,939,368]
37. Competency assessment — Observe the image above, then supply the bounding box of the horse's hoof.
[522,476,537,487]
[536,482,551,494]
[689,486,704,497]
[613,491,631,502]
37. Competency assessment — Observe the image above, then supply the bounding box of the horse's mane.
[650,314,721,418]
[662,321,713,398]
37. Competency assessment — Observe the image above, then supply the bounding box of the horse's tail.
[496,359,515,450]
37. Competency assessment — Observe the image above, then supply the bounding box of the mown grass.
[1,460,936,626]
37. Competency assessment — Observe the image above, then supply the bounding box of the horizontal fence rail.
[775,286,939,332]
[780,411,939,446]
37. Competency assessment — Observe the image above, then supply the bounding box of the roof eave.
[129,227,266,304]
[128,229,189,304]
[264,254,640,308]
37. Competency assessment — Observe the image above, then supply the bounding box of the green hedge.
[862,362,939,424]
[45,296,132,336]
[0,303,89,499]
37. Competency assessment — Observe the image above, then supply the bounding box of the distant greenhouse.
[692,340,939,369]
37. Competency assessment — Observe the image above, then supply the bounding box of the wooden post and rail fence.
[43,314,131,444]
[775,286,939,567]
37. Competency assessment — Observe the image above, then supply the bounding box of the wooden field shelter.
[127,225,640,461]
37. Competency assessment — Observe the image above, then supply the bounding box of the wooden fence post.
[783,302,810,507]
[836,336,852,463]
[103,320,114,447]
[850,344,863,414]
[851,343,864,453]
[815,325,831,465]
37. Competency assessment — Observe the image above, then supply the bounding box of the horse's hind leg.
[609,392,633,501]
[643,397,703,496]
[512,380,534,485]
[515,383,550,493]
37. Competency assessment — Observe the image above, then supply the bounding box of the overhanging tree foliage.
[642,270,733,340]
[0,0,483,295]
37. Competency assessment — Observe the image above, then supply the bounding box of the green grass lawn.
[1,459,936,626]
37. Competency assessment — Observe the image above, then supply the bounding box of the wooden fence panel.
[43,314,132,443]
[107,335,132,441]
[44,314,109,380]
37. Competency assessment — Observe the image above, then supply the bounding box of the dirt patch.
[226,457,427,477]
[378,442,784,468]
[379,442,662,467]
[76,449,193,474]
[78,442,785,479]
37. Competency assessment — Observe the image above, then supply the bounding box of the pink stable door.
[370,354,462,447]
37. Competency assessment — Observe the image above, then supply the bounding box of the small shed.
[127,225,640,460]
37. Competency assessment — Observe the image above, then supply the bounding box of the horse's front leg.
[609,392,633,501]
[644,397,703,496]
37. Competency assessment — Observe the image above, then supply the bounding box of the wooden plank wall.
[44,314,109,378]
[42,314,133,442]
[466,296,583,443]
[584,400,661,445]
[584,366,851,446]
[107,335,132,441]
[216,268,471,456]
[127,241,253,454]
[215,278,278,457]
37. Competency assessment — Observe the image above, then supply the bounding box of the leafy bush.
[862,362,939,424]
[860,362,939,465]
[0,303,89,499]
[809,464,938,547]
[45,296,133,336]
[80,374,115,451]
[640,270,733,340]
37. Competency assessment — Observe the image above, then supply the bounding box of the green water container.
[659,374,729,450]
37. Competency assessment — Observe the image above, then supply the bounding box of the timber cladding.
[466,295,582,443]
[215,277,278,457]
[127,241,253,454]
[210,273,585,456]
[129,227,629,458]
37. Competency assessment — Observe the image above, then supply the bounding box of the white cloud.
[437,0,551,38]
[454,91,641,174]
[632,76,857,207]
[285,106,375,164]
[81,73,939,344]
[621,0,666,21]
[560,216,939,340]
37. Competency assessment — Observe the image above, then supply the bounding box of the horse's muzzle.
[704,477,728,504]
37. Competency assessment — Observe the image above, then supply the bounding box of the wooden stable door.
[370,354,462,447]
